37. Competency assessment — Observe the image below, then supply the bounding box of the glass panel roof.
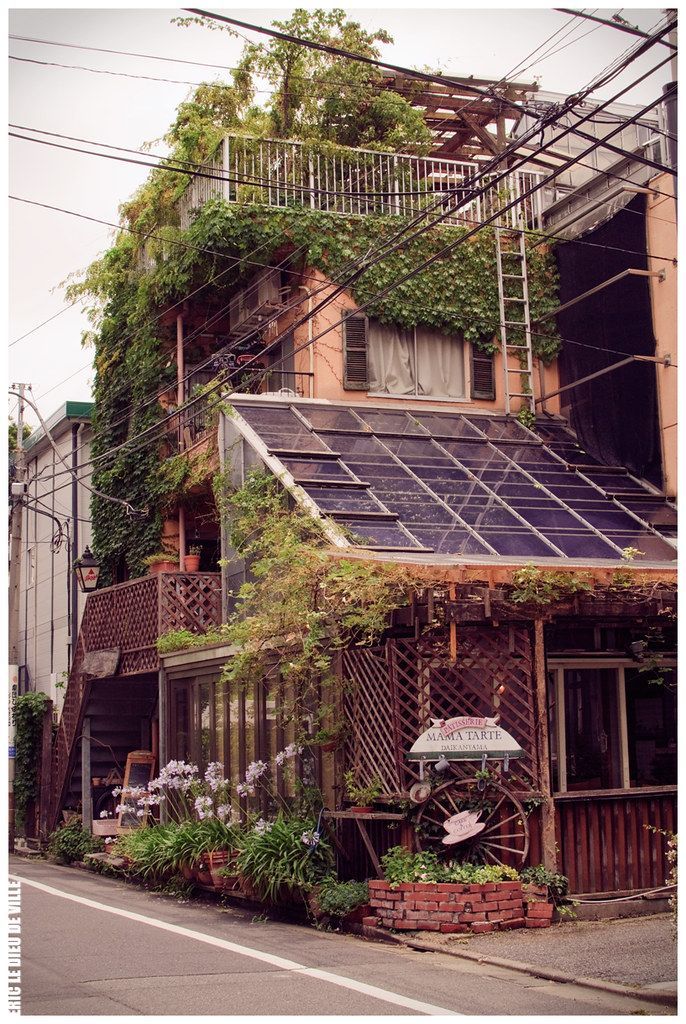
[230,401,677,563]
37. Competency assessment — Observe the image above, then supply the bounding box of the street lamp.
[73,546,101,593]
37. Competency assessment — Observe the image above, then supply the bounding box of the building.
[41,64,676,899]
[18,401,94,709]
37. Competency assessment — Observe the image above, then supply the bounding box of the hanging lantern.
[73,546,101,593]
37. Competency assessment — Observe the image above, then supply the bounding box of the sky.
[7,4,674,428]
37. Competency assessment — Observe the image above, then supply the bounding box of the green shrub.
[48,819,103,864]
[116,819,241,879]
[520,864,569,903]
[380,845,521,887]
[14,692,51,828]
[316,877,369,918]
[236,815,333,903]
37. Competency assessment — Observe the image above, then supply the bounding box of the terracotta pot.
[350,806,373,815]
[319,739,340,753]
[148,560,178,574]
[195,861,213,886]
[183,554,201,572]
[343,903,372,925]
[207,850,238,890]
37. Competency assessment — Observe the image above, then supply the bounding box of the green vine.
[65,9,561,580]
[507,564,592,606]
[14,692,51,828]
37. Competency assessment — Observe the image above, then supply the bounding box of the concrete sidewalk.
[399,913,677,1000]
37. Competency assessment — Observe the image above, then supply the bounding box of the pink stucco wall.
[646,173,677,497]
[287,268,560,416]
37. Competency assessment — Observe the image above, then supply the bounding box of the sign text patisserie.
[407,714,524,761]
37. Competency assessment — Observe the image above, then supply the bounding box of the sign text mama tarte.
[407,716,524,761]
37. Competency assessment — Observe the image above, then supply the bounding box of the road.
[11,858,673,1017]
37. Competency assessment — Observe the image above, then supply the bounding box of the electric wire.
[17,27,675,483]
[21,70,677,492]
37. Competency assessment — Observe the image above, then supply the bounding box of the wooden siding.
[555,788,677,894]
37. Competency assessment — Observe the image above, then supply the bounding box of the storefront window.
[626,668,677,786]
[563,668,621,790]
[198,682,211,773]
[549,662,676,793]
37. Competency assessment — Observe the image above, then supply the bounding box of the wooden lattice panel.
[160,573,222,634]
[390,630,537,791]
[343,627,537,798]
[342,647,403,796]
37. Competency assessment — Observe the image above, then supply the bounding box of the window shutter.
[470,346,496,400]
[343,313,369,390]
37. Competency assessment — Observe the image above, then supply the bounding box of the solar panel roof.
[228,399,677,564]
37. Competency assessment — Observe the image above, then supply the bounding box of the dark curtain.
[555,194,662,487]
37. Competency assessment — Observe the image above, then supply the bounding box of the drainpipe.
[176,313,186,567]
[298,285,314,397]
[70,423,80,666]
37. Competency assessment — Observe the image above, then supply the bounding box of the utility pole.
[9,382,28,851]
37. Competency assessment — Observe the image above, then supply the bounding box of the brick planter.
[522,882,554,928]
[367,879,540,934]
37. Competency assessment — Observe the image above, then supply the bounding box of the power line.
[9,301,78,347]
[21,28,676,484]
[30,82,677,494]
[554,8,678,48]
[13,69,679,468]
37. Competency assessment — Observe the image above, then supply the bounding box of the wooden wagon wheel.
[413,778,529,866]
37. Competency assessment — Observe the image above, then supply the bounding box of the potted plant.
[184,545,202,573]
[143,551,180,575]
[310,721,347,753]
[311,877,370,926]
[343,770,382,814]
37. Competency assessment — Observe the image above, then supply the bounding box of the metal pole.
[81,717,92,833]
[8,383,27,852]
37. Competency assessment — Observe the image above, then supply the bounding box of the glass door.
[563,668,622,790]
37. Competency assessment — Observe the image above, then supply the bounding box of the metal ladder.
[495,228,535,416]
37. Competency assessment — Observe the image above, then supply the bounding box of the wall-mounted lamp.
[73,546,101,593]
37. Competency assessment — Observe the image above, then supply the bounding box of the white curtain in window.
[415,326,465,398]
[368,322,415,394]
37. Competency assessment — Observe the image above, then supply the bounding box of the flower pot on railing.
[183,554,201,573]
[144,553,180,575]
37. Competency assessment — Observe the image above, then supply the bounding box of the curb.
[360,925,677,1008]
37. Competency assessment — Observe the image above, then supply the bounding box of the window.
[549,663,677,792]
[367,321,465,399]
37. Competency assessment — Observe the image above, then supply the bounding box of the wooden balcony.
[48,572,221,831]
[80,572,222,675]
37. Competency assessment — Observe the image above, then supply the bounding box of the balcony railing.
[176,134,548,231]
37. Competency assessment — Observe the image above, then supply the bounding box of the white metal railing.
[176,134,548,232]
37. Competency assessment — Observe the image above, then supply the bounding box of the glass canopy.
[230,400,677,563]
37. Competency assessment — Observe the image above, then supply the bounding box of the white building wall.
[18,415,92,710]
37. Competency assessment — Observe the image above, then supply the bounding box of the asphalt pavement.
[11,857,676,1017]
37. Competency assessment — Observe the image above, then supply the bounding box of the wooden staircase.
[48,572,222,833]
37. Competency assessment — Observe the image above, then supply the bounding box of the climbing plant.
[66,10,561,580]
[14,692,51,829]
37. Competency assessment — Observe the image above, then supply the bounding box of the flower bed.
[366,879,553,933]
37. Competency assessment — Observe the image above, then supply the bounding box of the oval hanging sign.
[407,716,524,762]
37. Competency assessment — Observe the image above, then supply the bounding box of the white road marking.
[14,873,460,1016]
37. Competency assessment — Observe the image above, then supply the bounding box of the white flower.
[194,795,214,820]
[253,818,273,835]
[99,810,110,818]
[301,830,320,848]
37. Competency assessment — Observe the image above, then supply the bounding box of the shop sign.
[407,715,524,761]
[8,666,18,760]
[442,809,485,845]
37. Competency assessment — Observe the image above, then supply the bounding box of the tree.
[175,9,431,151]
[8,418,31,456]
